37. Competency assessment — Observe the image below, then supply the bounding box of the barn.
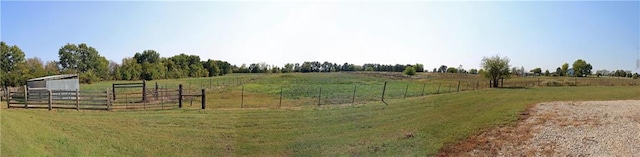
[26,74,79,91]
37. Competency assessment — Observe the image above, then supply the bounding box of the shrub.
[403,67,416,76]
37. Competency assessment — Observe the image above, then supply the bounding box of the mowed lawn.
[2,75,640,156]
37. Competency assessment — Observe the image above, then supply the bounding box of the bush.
[403,67,416,76]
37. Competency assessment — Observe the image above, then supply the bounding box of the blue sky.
[2,1,638,72]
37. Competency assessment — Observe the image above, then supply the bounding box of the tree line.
[1,41,637,87]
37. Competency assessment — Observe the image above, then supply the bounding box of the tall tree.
[24,57,46,79]
[203,59,221,77]
[438,65,448,73]
[481,55,511,88]
[57,43,109,82]
[572,59,592,77]
[561,63,569,76]
[1,41,27,86]
[44,60,60,76]
[414,63,424,72]
[134,50,164,80]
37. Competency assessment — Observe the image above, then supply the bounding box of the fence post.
[352,85,357,104]
[106,90,111,111]
[279,87,283,108]
[201,89,206,109]
[179,84,183,108]
[241,86,244,108]
[421,84,426,96]
[476,81,479,90]
[404,84,409,99]
[142,80,147,102]
[155,82,159,99]
[76,89,80,111]
[23,85,27,109]
[437,83,441,94]
[381,81,387,105]
[48,90,52,111]
[457,81,461,92]
[112,84,116,100]
[317,87,322,106]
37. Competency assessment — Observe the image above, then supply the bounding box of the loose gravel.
[441,100,640,156]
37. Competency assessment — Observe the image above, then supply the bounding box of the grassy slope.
[3,84,640,156]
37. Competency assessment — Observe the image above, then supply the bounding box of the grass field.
[3,72,640,156]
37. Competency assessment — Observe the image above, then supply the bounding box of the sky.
[1,1,639,72]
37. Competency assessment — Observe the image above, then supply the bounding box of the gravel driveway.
[440,100,640,156]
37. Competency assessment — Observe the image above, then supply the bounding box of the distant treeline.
[2,41,636,87]
[232,62,425,73]
[1,42,425,86]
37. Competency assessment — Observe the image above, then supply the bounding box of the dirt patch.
[440,100,640,156]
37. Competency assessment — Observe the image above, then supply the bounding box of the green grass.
[3,77,640,156]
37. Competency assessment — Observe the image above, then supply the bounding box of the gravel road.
[441,100,640,156]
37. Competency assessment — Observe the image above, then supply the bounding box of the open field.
[3,72,640,156]
[82,72,640,109]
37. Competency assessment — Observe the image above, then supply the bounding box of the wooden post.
[404,84,409,98]
[457,81,460,92]
[161,87,164,110]
[279,87,283,108]
[155,82,159,99]
[352,85,357,104]
[23,85,27,109]
[476,81,479,90]
[106,90,111,111]
[178,84,183,108]
[381,81,387,102]
[201,89,206,109]
[317,87,322,106]
[421,84,426,96]
[112,84,116,100]
[76,89,80,111]
[48,90,52,111]
[142,80,147,102]
[241,86,244,108]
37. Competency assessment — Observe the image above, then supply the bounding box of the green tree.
[134,50,165,80]
[44,60,60,76]
[446,67,457,73]
[57,43,109,82]
[530,67,542,75]
[1,41,27,86]
[203,59,221,77]
[403,66,416,76]
[118,57,142,80]
[25,57,46,79]
[469,69,478,74]
[561,63,569,76]
[544,69,550,76]
[414,63,424,72]
[572,59,592,77]
[481,55,511,88]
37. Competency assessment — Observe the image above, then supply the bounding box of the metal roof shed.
[26,74,79,91]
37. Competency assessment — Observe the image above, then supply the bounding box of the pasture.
[2,72,640,156]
